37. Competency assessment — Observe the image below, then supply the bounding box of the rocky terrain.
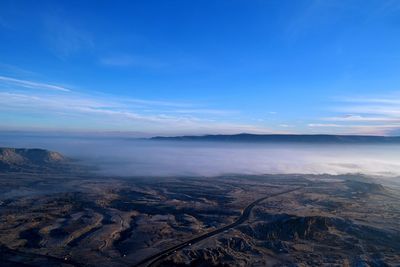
[159,179,400,267]
[0,147,68,172]
[0,148,399,266]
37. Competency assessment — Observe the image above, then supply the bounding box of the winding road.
[134,187,302,267]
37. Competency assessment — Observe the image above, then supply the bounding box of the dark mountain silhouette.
[151,133,400,143]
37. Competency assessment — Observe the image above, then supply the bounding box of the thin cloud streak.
[0,76,71,92]
[337,106,400,117]
[122,98,193,108]
[308,123,400,135]
[311,94,400,135]
[100,54,167,68]
[42,15,94,59]
[342,98,400,105]
[309,123,400,129]
[0,91,277,135]
[172,109,238,116]
[0,63,38,77]
[324,115,400,123]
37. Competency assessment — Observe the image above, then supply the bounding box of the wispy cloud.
[324,115,400,123]
[0,89,275,135]
[172,109,237,116]
[308,123,343,128]
[285,0,346,42]
[334,96,400,118]
[343,98,400,105]
[308,123,400,135]
[42,15,93,59]
[122,98,192,108]
[0,63,38,77]
[310,94,400,135]
[0,76,71,92]
[100,54,167,68]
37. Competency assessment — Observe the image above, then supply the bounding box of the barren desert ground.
[0,148,399,266]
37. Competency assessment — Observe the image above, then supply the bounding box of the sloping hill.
[0,147,68,172]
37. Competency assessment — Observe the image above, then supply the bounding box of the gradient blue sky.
[1,0,400,136]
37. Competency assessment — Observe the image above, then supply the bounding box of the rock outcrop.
[0,147,67,172]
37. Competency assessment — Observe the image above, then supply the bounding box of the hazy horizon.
[1,134,399,183]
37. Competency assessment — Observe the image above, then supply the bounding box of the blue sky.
[1,0,400,136]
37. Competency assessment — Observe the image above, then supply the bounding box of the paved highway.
[134,187,301,267]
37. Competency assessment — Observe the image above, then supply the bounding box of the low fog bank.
[1,134,400,180]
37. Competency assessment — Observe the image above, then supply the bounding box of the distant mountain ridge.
[151,133,400,143]
[0,147,67,172]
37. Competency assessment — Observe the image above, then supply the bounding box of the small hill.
[0,147,68,172]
